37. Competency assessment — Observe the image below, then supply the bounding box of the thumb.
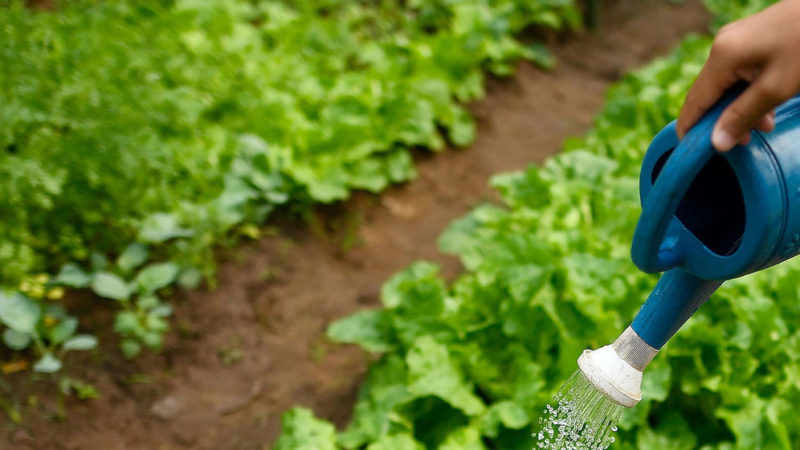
[713,74,788,151]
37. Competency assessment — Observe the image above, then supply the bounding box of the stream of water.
[534,370,623,449]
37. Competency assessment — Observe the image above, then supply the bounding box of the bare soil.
[3,2,710,449]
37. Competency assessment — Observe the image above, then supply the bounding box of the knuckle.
[717,18,744,37]
[753,82,790,103]
[774,84,795,101]
[725,105,749,128]
[710,34,734,55]
[710,31,743,59]
[717,23,736,36]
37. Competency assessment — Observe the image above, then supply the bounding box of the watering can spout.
[578,270,720,407]
[577,326,656,408]
[631,269,723,349]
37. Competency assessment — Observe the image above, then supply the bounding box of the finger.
[677,61,735,138]
[713,75,787,151]
[676,27,767,139]
[755,111,776,133]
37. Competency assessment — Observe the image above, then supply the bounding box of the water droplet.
[533,370,623,450]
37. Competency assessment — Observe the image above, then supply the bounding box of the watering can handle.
[631,83,748,273]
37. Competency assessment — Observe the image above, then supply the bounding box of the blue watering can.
[578,84,800,407]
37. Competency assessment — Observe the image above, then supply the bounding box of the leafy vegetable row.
[274,1,800,448]
[0,0,579,371]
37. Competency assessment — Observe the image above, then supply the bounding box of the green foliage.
[0,0,579,368]
[276,1,800,448]
[0,290,96,373]
[274,407,339,450]
[53,258,173,358]
[0,292,40,334]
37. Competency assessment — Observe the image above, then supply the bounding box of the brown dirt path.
[4,1,710,449]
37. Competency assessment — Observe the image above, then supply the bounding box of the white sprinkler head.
[577,326,659,408]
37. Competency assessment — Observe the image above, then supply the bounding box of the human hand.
[676,0,800,151]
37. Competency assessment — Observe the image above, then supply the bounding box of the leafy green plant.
[0,0,579,370]
[274,407,339,450]
[0,291,96,374]
[53,247,178,358]
[275,1,800,448]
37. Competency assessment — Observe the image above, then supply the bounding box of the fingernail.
[712,127,736,151]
